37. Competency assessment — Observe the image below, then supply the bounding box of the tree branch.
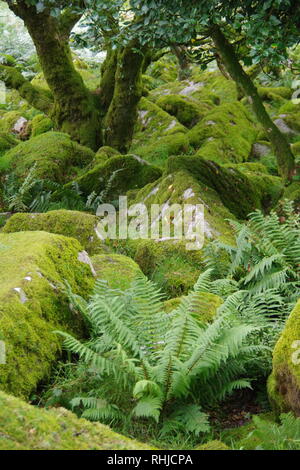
[0,65,53,114]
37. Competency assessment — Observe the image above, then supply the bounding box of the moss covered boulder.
[0,111,25,134]
[0,392,152,450]
[113,169,235,296]
[29,114,54,137]
[2,210,106,255]
[0,231,95,399]
[167,156,262,218]
[223,162,284,211]
[268,300,300,415]
[156,94,208,128]
[188,102,258,164]
[0,132,19,156]
[93,145,121,166]
[0,132,95,183]
[130,97,189,166]
[58,154,162,201]
[91,254,141,290]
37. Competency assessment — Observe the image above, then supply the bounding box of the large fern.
[55,271,265,438]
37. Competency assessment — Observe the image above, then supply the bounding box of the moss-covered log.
[211,26,295,181]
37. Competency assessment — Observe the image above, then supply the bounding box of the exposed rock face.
[0,231,94,398]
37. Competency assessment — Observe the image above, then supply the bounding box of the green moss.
[156,94,208,128]
[146,55,178,83]
[258,87,292,101]
[2,210,106,255]
[58,154,162,201]
[91,254,141,290]
[1,132,95,183]
[0,132,19,155]
[112,168,235,296]
[132,133,190,167]
[131,97,187,151]
[93,145,121,165]
[0,391,153,450]
[188,102,258,164]
[0,111,24,133]
[29,114,54,137]
[164,293,223,322]
[268,300,300,414]
[191,69,238,103]
[196,440,230,450]
[224,162,284,211]
[130,238,205,298]
[167,156,262,219]
[0,231,94,399]
[283,182,300,210]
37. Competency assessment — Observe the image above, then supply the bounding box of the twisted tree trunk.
[211,26,295,181]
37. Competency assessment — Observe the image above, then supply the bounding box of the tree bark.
[211,26,295,181]
[172,45,192,81]
[7,1,101,150]
[104,42,145,153]
[0,65,53,113]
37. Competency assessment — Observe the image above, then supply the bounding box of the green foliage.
[51,271,266,444]
[248,413,300,450]
[205,201,300,310]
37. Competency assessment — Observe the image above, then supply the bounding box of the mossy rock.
[130,97,189,166]
[0,132,19,155]
[93,145,121,166]
[0,132,95,183]
[0,391,153,450]
[29,114,54,137]
[58,154,162,201]
[91,253,141,290]
[223,162,284,211]
[258,87,292,102]
[156,94,208,128]
[2,210,106,255]
[167,156,262,219]
[268,300,300,414]
[164,292,222,323]
[196,440,230,450]
[146,55,178,83]
[0,111,24,133]
[122,238,205,298]
[150,69,235,105]
[0,231,95,399]
[188,102,258,164]
[283,182,300,211]
[112,169,235,297]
